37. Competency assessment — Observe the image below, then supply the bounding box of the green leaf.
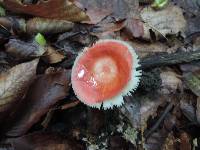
[0,5,5,16]
[151,0,168,9]
[35,33,46,46]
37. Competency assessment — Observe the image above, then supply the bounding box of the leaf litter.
[0,0,200,149]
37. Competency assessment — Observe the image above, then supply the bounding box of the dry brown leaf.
[0,59,38,107]
[140,94,168,128]
[5,69,71,136]
[162,133,176,150]
[91,20,125,38]
[127,40,181,58]
[172,0,200,17]
[1,0,89,22]
[43,46,65,64]
[27,17,74,34]
[160,68,182,94]
[75,0,139,24]
[140,4,186,40]
[179,132,191,150]
[145,129,169,150]
[120,93,167,129]
[5,39,46,59]
[124,18,144,38]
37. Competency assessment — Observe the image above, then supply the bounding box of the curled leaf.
[27,18,74,34]
[0,59,38,109]
[1,0,89,22]
[5,39,46,60]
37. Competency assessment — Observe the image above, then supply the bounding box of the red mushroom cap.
[71,39,141,109]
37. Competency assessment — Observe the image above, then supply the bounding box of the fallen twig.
[144,102,174,139]
[61,100,80,110]
[139,49,200,70]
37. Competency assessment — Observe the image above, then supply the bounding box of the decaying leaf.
[75,0,139,24]
[5,69,71,136]
[91,18,125,38]
[43,46,65,64]
[120,96,141,129]
[140,94,169,129]
[5,39,46,59]
[124,18,144,38]
[145,111,178,150]
[172,0,200,17]
[180,95,197,123]
[10,132,85,150]
[145,129,169,150]
[0,59,38,108]
[162,133,176,150]
[1,0,89,22]
[183,70,200,97]
[27,17,74,34]
[160,69,182,94]
[0,59,38,124]
[120,93,167,129]
[179,132,191,150]
[140,4,186,40]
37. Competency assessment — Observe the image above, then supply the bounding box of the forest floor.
[0,0,200,150]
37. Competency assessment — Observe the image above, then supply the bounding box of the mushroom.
[71,39,141,109]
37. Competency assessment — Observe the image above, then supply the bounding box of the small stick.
[50,100,80,111]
